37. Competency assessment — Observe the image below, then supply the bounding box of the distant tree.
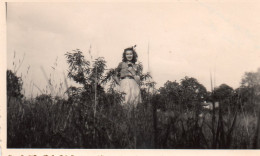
[180,76,207,109]
[213,84,236,112]
[158,80,182,111]
[213,84,234,101]
[238,68,260,112]
[7,70,23,103]
[158,77,207,111]
[241,68,260,88]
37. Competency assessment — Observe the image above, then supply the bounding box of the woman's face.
[125,50,133,61]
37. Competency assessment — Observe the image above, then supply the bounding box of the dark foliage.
[7,70,23,103]
[7,50,260,149]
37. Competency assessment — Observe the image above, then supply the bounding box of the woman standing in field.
[114,46,142,108]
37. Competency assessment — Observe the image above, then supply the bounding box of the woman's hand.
[134,75,141,85]
[113,76,120,85]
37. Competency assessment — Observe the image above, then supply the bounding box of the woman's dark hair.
[122,47,138,63]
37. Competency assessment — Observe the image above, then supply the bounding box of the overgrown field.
[7,49,260,148]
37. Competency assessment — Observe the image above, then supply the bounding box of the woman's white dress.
[116,62,142,108]
[119,77,142,108]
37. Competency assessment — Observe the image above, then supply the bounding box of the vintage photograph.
[4,1,260,150]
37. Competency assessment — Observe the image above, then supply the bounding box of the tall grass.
[7,50,260,149]
[7,86,259,148]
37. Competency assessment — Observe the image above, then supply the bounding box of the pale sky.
[6,1,260,97]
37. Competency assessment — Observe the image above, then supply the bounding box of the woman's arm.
[113,76,120,85]
[133,64,141,85]
[113,62,122,85]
